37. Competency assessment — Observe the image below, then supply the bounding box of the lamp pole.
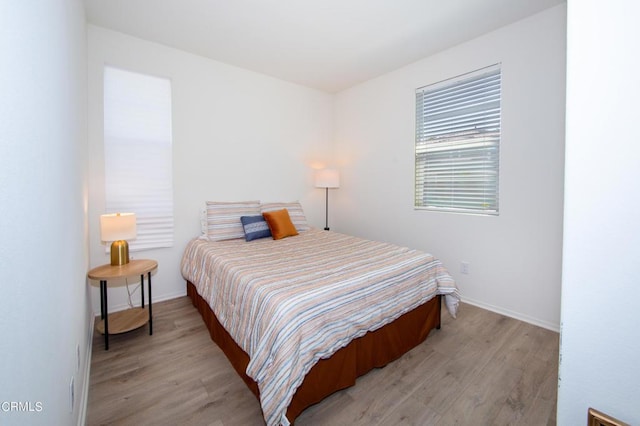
[324,187,330,231]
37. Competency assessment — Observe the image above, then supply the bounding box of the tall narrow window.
[415,64,501,215]
[104,66,174,250]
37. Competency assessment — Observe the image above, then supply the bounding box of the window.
[415,64,501,215]
[104,66,174,250]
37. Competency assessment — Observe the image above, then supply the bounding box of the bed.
[181,201,459,426]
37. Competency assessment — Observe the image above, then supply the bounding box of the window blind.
[415,64,501,215]
[104,66,174,251]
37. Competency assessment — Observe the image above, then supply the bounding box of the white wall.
[558,1,640,424]
[0,1,90,425]
[87,26,334,312]
[332,5,567,331]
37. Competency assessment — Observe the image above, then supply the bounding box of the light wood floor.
[87,296,559,426]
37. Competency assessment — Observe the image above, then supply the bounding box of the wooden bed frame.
[187,280,442,424]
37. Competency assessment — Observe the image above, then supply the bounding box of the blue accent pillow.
[240,215,272,241]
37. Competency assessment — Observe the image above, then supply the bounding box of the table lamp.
[100,213,137,266]
[315,169,340,231]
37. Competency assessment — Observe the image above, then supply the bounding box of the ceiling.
[84,0,564,93]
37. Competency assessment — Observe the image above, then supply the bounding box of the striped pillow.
[206,201,260,241]
[260,201,310,232]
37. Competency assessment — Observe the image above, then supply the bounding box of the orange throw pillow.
[263,209,299,240]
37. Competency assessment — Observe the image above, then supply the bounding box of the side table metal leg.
[100,280,105,320]
[148,271,153,335]
[140,273,145,308]
[101,280,109,350]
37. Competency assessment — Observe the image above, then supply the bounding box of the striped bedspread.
[181,229,459,426]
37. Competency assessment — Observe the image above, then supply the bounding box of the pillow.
[260,201,310,232]
[240,215,272,241]
[205,201,260,241]
[263,209,299,240]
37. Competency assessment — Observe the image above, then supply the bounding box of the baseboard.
[77,314,94,426]
[461,297,560,333]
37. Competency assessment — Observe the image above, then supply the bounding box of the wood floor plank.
[87,297,559,425]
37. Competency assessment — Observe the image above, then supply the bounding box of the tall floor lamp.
[315,169,340,231]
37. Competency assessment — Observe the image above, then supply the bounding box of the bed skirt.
[186,280,442,424]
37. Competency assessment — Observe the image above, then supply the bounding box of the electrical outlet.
[460,261,470,275]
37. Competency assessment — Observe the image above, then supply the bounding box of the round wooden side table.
[88,259,158,350]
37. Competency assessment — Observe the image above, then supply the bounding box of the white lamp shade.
[100,213,137,242]
[315,169,340,188]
